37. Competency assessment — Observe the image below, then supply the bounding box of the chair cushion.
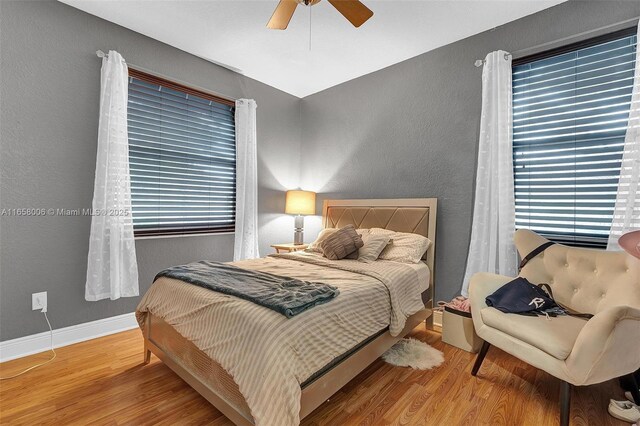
[481,307,587,360]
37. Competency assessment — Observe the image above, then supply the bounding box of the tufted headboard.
[322,198,437,306]
[515,229,640,314]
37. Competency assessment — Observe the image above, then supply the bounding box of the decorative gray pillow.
[319,224,364,260]
[306,228,338,253]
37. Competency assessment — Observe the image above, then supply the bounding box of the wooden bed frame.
[142,198,438,425]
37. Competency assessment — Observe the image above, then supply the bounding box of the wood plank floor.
[0,324,625,425]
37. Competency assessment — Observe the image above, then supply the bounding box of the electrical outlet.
[32,292,47,312]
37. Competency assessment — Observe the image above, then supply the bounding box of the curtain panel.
[608,26,640,250]
[234,99,260,261]
[461,50,518,298]
[85,50,139,301]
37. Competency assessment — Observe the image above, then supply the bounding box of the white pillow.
[357,233,391,263]
[369,227,396,237]
[377,231,431,264]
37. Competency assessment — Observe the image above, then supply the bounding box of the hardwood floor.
[0,324,625,425]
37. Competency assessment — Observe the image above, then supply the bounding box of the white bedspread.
[136,252,424,426]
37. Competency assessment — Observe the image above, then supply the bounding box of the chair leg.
[471,341,491,376]
[560,381,571,426]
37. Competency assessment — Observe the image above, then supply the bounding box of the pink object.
[619,231,640,260]
[437,296,471,313]
[459,298,471,312]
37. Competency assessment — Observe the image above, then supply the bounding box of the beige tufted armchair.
[469,229,640,426]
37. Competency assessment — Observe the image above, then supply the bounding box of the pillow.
[306,228,338,253]
[357,233,392,263]
[343,228,371,259]
[356,228,371,237]
[369,228,396,238]
[319,225,364,260]
[344,249,360,260]
[378,231,431,264]
[308,228,370,255]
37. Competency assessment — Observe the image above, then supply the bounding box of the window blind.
[512,29,637,248]
[127,74,236,236]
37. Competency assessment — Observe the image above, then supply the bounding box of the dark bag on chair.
[486,277,560,316]
[486,277,594,319]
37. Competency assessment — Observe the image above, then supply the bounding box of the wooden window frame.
[512,26,637,66]
[128,68,235,107]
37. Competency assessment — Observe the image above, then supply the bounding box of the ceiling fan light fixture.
[267,0,373,30]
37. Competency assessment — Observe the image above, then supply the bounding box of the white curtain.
[234,99,260,261]
[85,50,139,301]
[608,27,640,250]
[461,50,518,298]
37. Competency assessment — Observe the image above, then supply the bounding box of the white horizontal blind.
[512,31,637,248]
[127,76,236,235]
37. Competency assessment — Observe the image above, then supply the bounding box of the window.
[127,69,236,236]
[512,28,637,248]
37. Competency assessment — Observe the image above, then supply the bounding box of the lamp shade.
[285,190,316,215]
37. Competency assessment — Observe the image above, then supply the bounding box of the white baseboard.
[0,312,138,362]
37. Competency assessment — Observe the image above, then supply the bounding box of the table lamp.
[619,230,640,259]
[285,190,316,245]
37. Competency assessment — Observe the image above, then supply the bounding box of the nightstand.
[271,243,309,254]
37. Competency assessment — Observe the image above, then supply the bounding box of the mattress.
[406,261,430,292]
[136,252,425,426]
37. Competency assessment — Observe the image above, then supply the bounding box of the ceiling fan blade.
[327,0,373,28]
[267,0,298,30]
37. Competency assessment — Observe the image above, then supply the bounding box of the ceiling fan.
[267,0,373,30]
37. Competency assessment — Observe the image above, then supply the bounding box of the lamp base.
[294,215,304,245]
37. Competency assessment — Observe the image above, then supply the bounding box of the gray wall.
[299,0,640,302]
[0,0,301,340]
[2,0,639,341]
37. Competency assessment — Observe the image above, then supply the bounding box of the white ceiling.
[60,0,566,98]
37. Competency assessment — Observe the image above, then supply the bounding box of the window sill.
[134,231,235,241]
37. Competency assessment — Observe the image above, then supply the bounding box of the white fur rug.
[382,338,444,370]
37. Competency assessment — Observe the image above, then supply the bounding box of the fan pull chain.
[309,4,312,51]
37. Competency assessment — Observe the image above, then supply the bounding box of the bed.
[136,198,437,425]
